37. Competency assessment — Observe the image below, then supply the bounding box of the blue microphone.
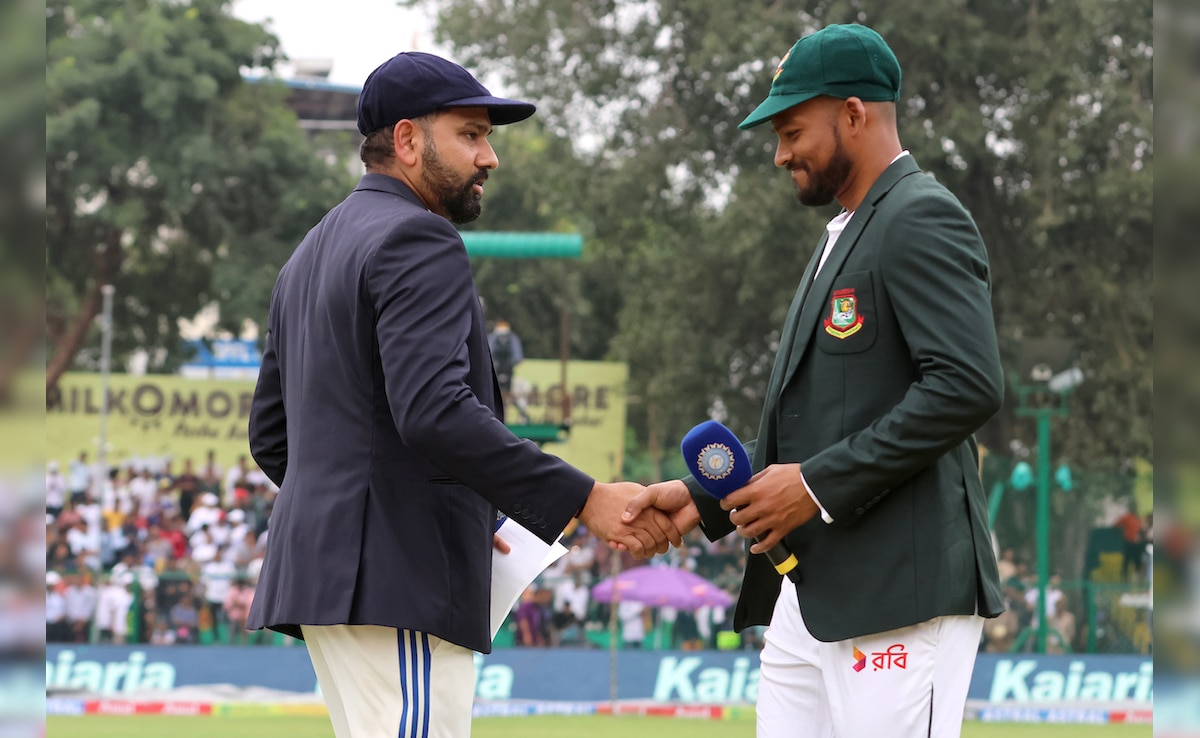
[681,420,800,582]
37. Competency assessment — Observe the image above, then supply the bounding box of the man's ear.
[393,120,422,167]
[842,97,868,136]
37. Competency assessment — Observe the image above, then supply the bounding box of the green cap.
[738,24,902,130]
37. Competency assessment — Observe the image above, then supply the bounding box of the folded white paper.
[490,518,568,639]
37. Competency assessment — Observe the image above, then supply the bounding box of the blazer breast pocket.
[816,271,878,354]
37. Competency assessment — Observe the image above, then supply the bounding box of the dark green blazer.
[690,156,1005,642]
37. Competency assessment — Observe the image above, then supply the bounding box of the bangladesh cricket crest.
[697,443,735,481]
[824,288,864,338]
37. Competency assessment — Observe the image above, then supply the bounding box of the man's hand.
[622,480,701,538]
[719,463,818,554]
[579,481,683,558]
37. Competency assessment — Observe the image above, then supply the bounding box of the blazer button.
[513,502,523,512]
[855,507,865,516]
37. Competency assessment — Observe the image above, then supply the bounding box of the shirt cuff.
[799,467,834,524]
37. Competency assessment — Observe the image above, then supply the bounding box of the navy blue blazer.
[246,174,593,653]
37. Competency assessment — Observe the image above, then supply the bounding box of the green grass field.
[46,714,1153,737]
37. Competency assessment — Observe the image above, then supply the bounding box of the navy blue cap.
[356,52,536,135]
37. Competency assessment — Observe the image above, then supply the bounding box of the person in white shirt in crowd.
[129,468,159,521]
[64,572,98,643]
[206,510,234,548]
[618,599,647,648]
[189,526,219,565]
[73,491,104,564]
[99,468,135,519]
[46,461,67,519]
[225,508,252,549]
[64,520,99,573]
[113,559,159,606]
[186,493,222,534]
[94,571,135,643]
[46,572,69,642]
[67,451,93,505]
[201,545,238,638]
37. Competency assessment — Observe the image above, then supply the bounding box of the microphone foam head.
[680,420,752,499]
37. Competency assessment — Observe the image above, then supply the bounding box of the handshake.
[577,480,701,559]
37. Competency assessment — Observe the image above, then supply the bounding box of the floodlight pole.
[92,283,115,645]
[97,285,115,476]
[1014,385,1071,653]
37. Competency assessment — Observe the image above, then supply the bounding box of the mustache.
[471,170,488,186]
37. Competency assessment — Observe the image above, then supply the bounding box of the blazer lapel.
[753,233,827,470]
[778,156,922,392]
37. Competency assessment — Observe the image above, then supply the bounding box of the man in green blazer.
[624,23,1005,737]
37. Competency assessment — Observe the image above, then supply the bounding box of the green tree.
[46,0,352,390]
[0,0,47,403]
[409,0,1151,510]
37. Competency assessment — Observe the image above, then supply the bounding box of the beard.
[793,128,853,208]
[421,140,487,224]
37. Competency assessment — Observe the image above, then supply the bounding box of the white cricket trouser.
[756,586,984,738]
[301,624,477,738]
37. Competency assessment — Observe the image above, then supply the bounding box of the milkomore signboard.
[508,359,630,483]
[46,359,628,480]
[46,372,257,468]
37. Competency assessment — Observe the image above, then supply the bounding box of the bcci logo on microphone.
[697,443,735,481]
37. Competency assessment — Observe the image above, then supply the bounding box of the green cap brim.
[738,91,822,130]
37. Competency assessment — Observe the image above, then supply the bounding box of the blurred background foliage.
[45,0,1153,576]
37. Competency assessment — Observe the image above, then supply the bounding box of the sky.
[231,0,447,87]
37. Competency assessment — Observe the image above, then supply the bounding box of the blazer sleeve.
[367,215,593,543]
[800,189,1004,522]
[249,307,288,488]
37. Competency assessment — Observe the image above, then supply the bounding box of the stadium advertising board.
[45,360,627,479]
[46,646,1150,707]
[508,359,629,482]
[46,372,256,468]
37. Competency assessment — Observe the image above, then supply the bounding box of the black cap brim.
[444,95,536,125]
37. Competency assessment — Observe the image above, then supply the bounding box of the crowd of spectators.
[504,522,753,650]
[45,450,276,646]
[47,450,1149,655]
[44,449,757,650]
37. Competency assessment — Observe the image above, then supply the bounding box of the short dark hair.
[359,124,396,169]
[359,113,441,170]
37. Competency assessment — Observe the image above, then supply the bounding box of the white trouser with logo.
[301,624,476,738]
[756,586,984,738]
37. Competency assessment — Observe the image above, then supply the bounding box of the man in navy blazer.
[246,52,679,738]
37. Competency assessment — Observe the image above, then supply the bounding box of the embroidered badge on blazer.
[824,288,864,338]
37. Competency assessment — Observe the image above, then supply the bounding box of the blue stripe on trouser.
[420,634,432,738]
[397,630,432,738]
[398,630,408,738]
